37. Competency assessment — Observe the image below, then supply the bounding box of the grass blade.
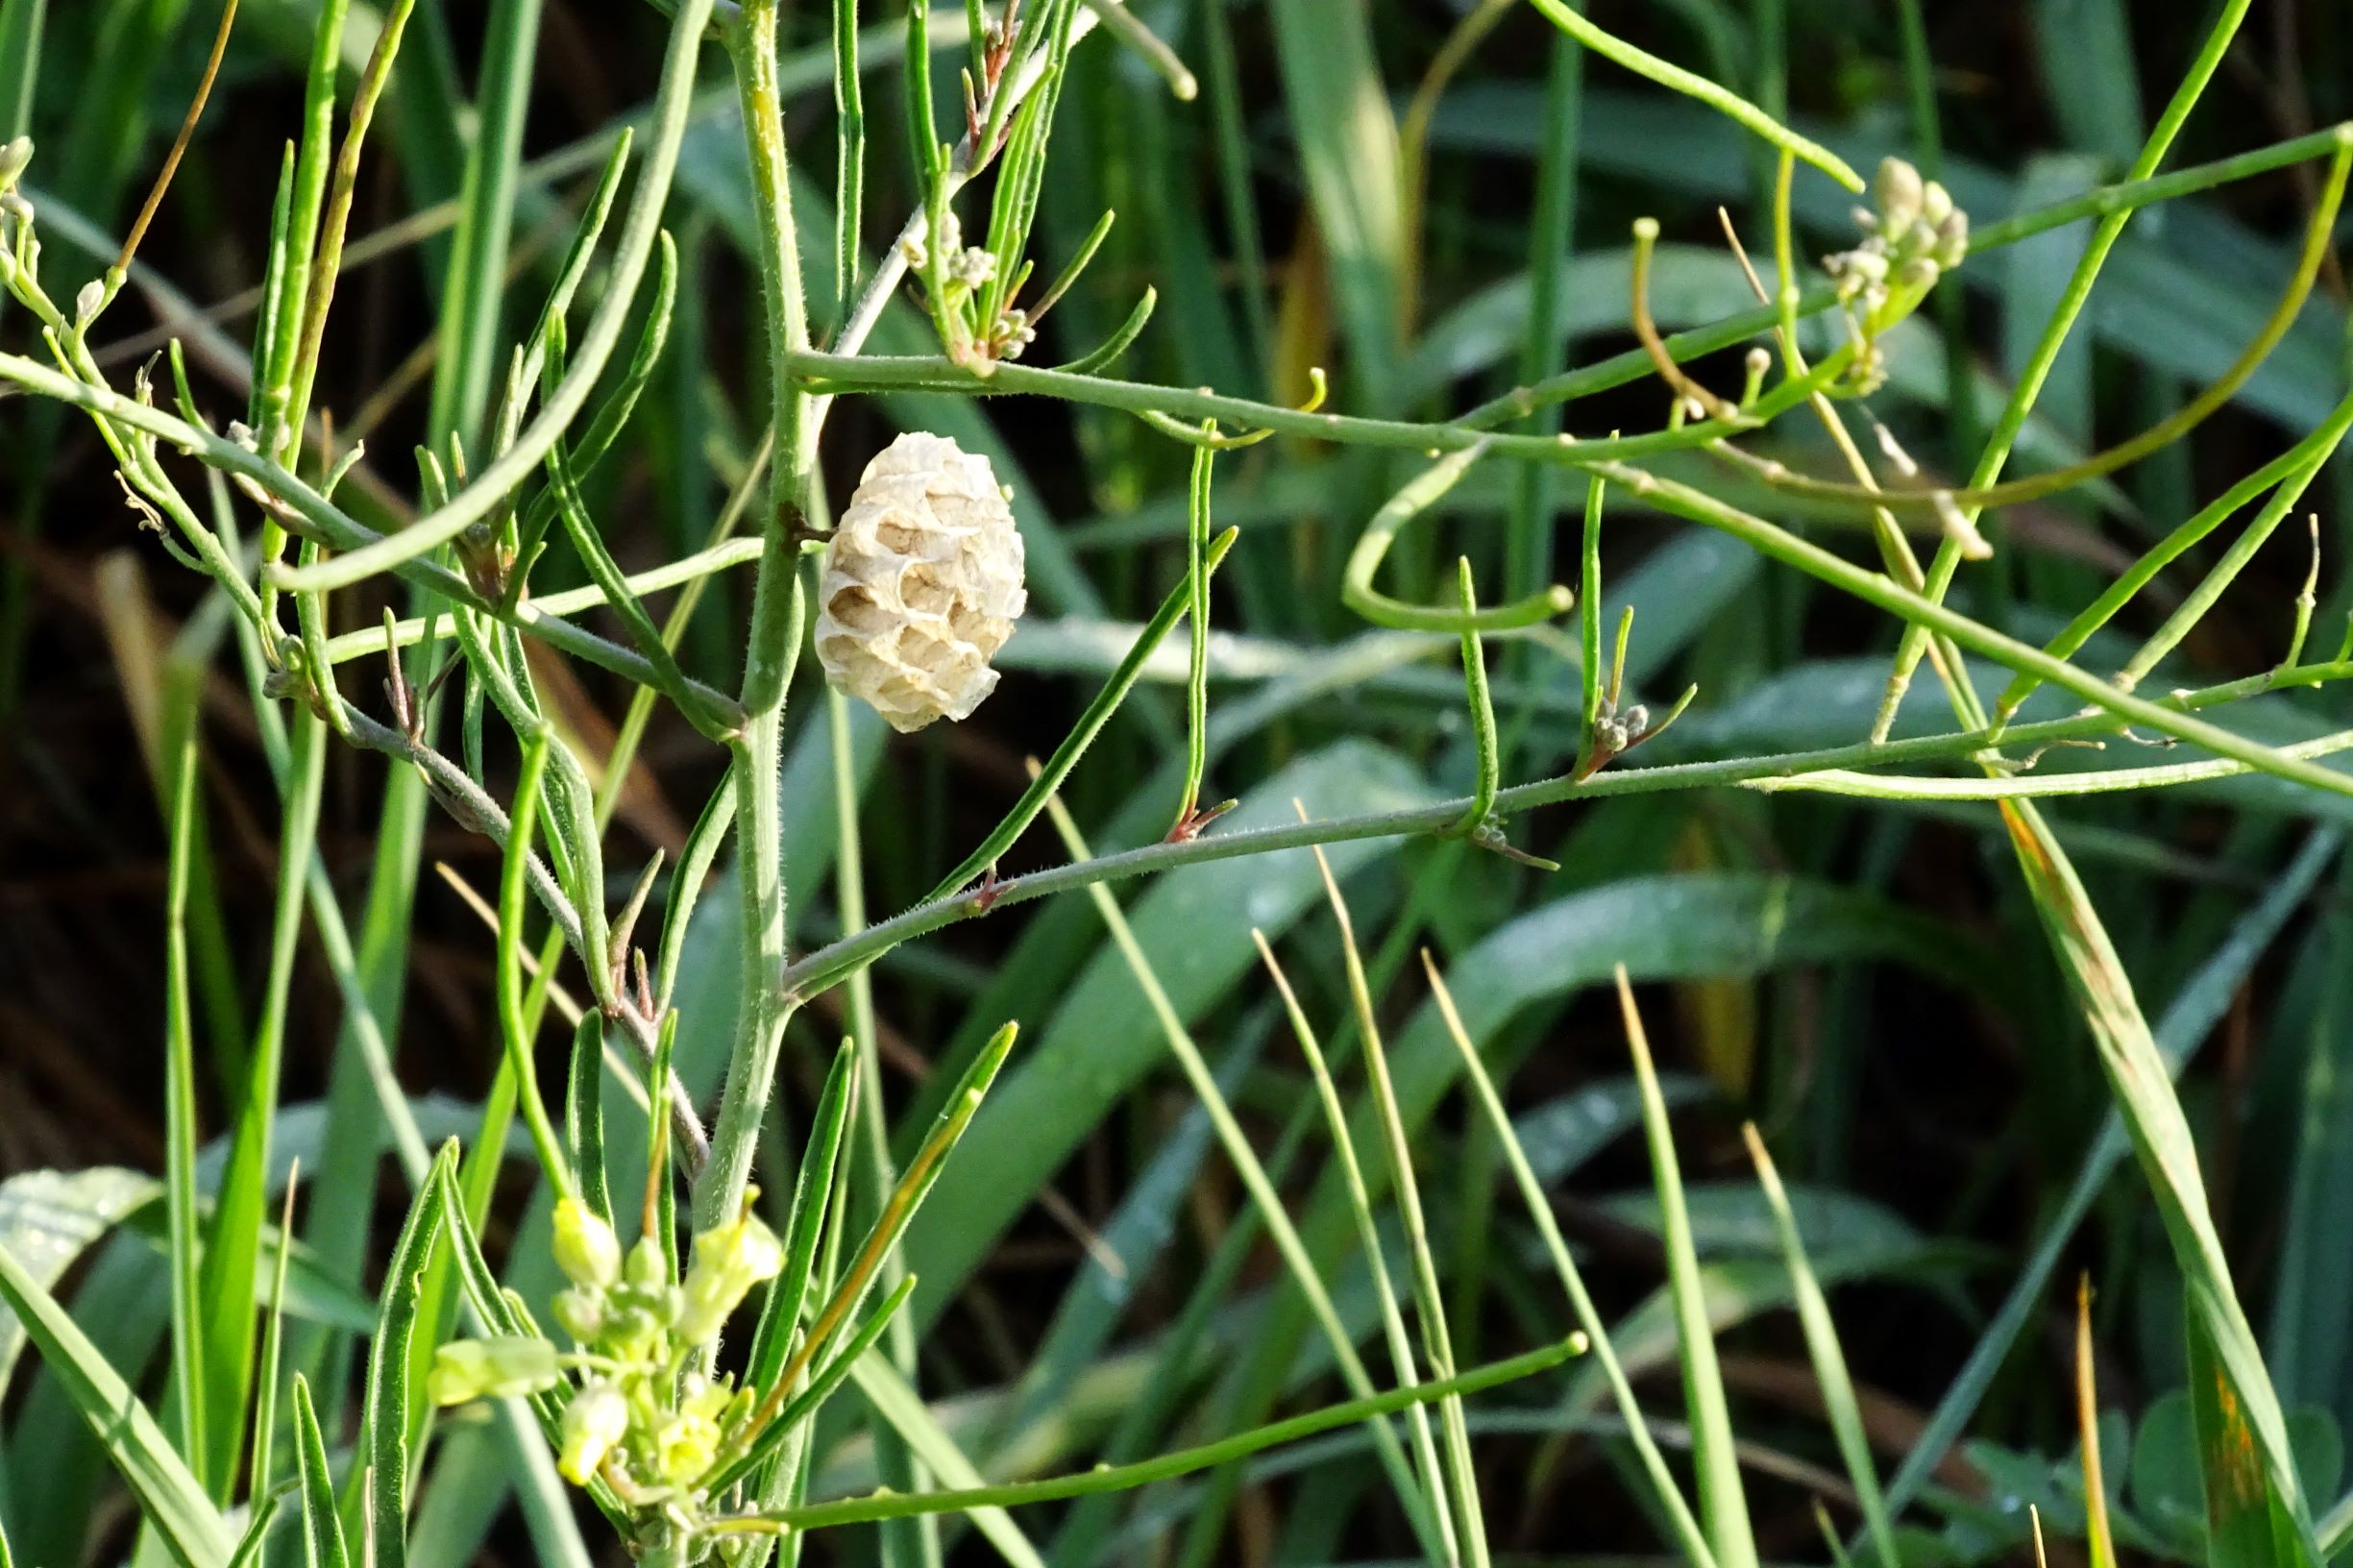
[428,0,543,447]
[782,1338,1581,1531]
[1741,1125,1898,1567]
[1617,968,1756,1568]
[2075,1275,2119,1568]
[1041,783,1449,1558]
[162,689,209,1476]
[2002,801,2317,1559]
[566,1013,612,1226]
[195,710,326,1494]
[1302,836,1484,1558]
[1423,953,1713,1568]
[292,1375,351,1568]
[247,1171,301,1507]
[1257,934,1458,1559]
[1876,831,2339,1520]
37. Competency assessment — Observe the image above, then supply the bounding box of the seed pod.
[816,432,1027,733]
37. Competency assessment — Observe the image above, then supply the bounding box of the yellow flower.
[675,1212,784,1346]
[559,1383,630,1485]
[654,1411,722,1487]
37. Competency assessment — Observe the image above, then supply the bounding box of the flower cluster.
[900,209,1043,363]
[1823,157,1970,391]
[429,1197,783,1509]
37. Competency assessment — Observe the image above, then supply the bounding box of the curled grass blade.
[292,1376,350,1568]
[0,1231,234,1568]
[361,1142,456,1568]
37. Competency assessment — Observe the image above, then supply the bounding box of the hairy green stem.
[773,654,2353,1005]
[722,1337,1582,1531]
[267,0,720,592]
[699,0,815,1236]
[0,350,746,729]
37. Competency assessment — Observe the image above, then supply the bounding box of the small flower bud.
[73,278,104,329]
[1934,208,1970,268]
[1874,158,1924,233]
[949,246,997,288]
[1919,179,1954,230]
[625,1235,670,1290]
[0,136,29,191]
[553,1198,623,1290]
[427,1335,562,1406]
[679,1370,731,1421]
[654,1411,723,1486]
[551,1286,606,1343]
[675,1212,784,1346]
[559,1382,630,1485]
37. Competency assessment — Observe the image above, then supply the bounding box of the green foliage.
[8,0,2353,1564]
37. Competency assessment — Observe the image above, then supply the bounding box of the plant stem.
[0,349,747,729]
[1877,0,2260,719]
[772,654,2353,1004]
[723,1337,1581,1531]
[699,0,815,1236]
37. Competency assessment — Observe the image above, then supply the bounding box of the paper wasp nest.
[815,432,1027,733]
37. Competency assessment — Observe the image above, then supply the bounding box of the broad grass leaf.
[0,1229,234,1568]
[2004,802,2319,1563]
[900,739,1441,1313]
[0,1167,159,1393]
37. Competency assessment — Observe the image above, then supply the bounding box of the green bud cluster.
[1822,157,1970,392]
[0,138,39,294]
[429,1195,789,1552]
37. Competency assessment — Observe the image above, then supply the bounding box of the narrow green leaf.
[292,1376,351,1568]
[362,1144,456,1568]
[747,1040,859,1397]
[247,1177,300,1510]
[225,1485,283,1568]
[195,711,326,1492]
[1743,1127,1899,1567]
[0,0,41,138]
[2004,802,2318,1561]
[2190,1309,2307,1567]
[162,661,208,1475]
[566,1013,612,1226]
[429,0,544,446]
[1618,972,1756,1568]
[0,1169,166,1399]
